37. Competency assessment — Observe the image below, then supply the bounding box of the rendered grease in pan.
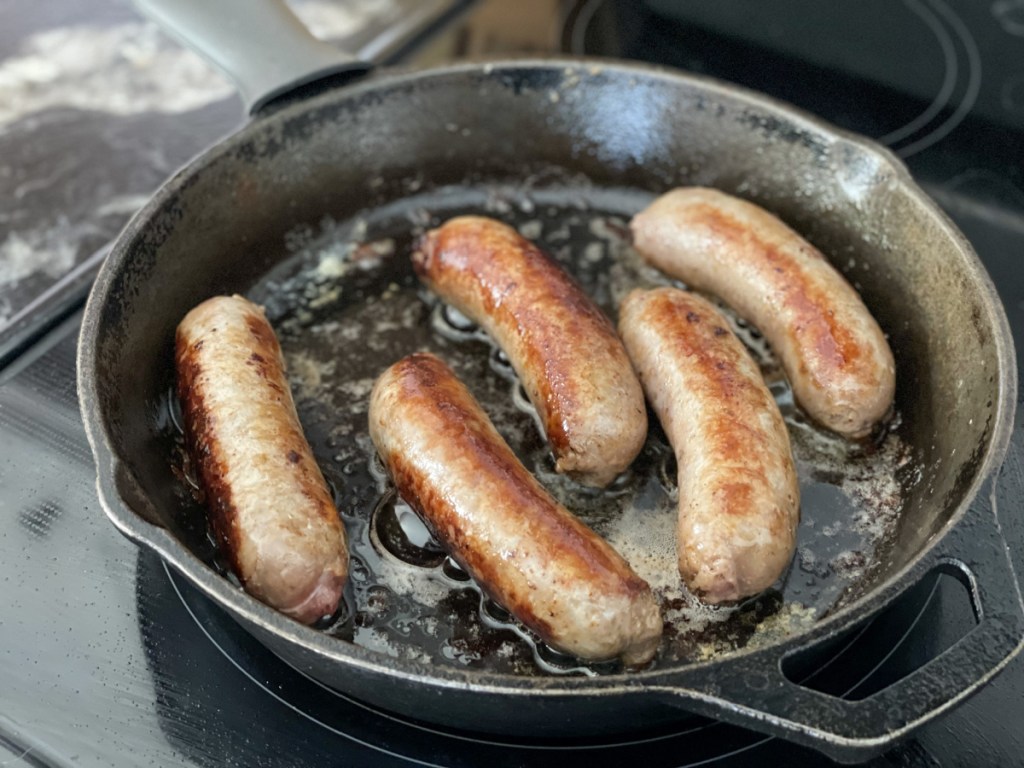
[162,183,917,676]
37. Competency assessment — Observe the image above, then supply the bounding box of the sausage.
[412,216,647,487]
[618,287,799,603]
[630,187,895,438]
[176,295,348,624]
[368,352,663,665]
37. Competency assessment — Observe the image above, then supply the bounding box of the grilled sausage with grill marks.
[630,187,895,438]
[369,352,663,665]
[413,216,647,487]
[619,287,800,603]
[176,294,348,624]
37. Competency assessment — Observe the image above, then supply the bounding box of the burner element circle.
[165,559,953,767]
[564,0,980,157]
[992,0,1024,36]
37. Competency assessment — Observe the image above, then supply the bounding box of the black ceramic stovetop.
[2,1,1024,766]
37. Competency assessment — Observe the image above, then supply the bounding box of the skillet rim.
[76,56,1019,696]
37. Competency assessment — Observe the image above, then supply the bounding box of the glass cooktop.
[3,0,1024,765]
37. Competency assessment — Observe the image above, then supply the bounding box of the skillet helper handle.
[654,487,1024,765]
[133,0,372,115]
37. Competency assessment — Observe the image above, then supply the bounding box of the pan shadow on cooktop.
[135,549,964,767]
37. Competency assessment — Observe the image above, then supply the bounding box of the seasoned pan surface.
[158,182,916,676]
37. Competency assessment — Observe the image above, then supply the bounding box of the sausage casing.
[368,352,663,665]
[630,187,895,438]
[176,295,348,624]
[618,287,799,603]
[413,216,647,487]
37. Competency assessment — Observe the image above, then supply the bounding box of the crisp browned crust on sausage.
[368,352,663,665]
[630,187,895,438]
[176,295,348,624]
[619,288,799,603]
[412,216,647,487]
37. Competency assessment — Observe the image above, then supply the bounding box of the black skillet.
[77,0,1024,762]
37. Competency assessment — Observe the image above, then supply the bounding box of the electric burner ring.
[165,560,948,766]
[887,0,981,157]
[164,561,773,765]
[566,0,980,158]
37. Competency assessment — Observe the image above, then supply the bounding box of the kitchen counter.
[0,0,482,335]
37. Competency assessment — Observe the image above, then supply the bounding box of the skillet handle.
[133,0,372,115]
[650,482,1024,764]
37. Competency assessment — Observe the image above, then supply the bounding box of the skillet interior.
[81,60,1012,734]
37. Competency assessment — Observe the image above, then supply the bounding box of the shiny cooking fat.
[153,198,916,675]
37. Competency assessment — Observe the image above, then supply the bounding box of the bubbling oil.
[163,182,914,676]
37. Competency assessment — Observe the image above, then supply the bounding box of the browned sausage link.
[412,216,647,487]
[368,352,663,665]
[630,187,895,438]
[618,288,800,603]
[176,295,348,624]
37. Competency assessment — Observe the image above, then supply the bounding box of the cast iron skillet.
[77,0,1024,762]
